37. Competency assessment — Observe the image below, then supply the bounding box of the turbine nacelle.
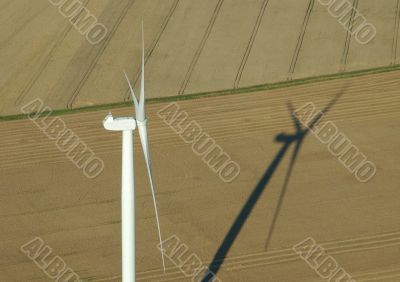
[103,113,136,131]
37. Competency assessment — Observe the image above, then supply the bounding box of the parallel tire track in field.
[233,0,270,89]
[1,105,398,168]
[340,0,359,72]
[356,268,400,281]
[84,230,400,281]
[0,3,48,51]
[3,92,398,151]
[14,0,90,107]
[178,0,224,95]
[391,0,400,65]
[287,0,315,79]
[124,0,181,101]
[1,70,400,168]
[66,0,135,109]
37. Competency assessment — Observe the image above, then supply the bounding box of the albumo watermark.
[48,0,108,45]
[158,102,240,183]
[21,98,104,179]
[293,102,376,183]
[21,237,81,281]
[158,235,222,282]
[318,0,377,45]
[293,237,356,281]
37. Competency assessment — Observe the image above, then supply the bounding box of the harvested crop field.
[1,70,399,281]
[1,0,400,116]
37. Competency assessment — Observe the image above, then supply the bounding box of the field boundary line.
[3,63,400,122]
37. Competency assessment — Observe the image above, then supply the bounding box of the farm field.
[1,0,400,116]
[0,70,399,281]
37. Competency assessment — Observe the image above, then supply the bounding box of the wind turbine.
[103,25,165,282]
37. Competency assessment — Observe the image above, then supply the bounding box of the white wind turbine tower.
[103,25,165,282]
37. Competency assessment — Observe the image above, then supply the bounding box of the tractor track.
[287,0,315,80]
[78,230,400,281]
[66,0,135,109]
[178,0,224,95]
[233,0,270,89]
[14,0,90,107]
[391,0,400,65]
[340,0,359,72]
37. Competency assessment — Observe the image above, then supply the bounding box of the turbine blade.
[138,123,166,272]
[287,101,302,132]
[137,22,145,121]
[308,84,348,129]
[123,70,139,112]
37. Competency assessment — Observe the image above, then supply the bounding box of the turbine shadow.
[263,87,347,251]
[202,88,346,281]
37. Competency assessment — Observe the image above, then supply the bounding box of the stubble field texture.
[1,0,399,281]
